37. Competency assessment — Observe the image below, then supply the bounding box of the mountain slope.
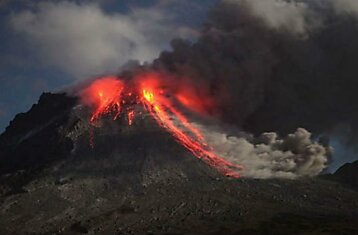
[0,92,357,235]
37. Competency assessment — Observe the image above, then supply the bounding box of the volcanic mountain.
[0,89,358,235]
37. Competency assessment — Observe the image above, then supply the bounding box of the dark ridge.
[333,160,358,190]
[0,92,78,142]
[0,92,78,175]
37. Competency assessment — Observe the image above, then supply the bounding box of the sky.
[0,0,216,132]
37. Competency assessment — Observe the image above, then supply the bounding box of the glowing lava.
[139,82,241,178]
[80,76,124,122]
[127,110,135,126]
[81,73,242,178]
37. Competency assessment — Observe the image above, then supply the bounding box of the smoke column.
[152,0,358,134]
[147,0,358,170]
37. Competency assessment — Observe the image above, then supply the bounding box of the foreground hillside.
[1,169,357,235]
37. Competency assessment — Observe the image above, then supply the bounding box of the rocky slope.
[0,92,357,235]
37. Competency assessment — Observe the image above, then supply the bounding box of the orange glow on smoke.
[174,81,215,115]
[176,92,207,114]
[82,73,241,178]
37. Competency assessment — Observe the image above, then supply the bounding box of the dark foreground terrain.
[0,93,357,235]
[1,170,358,235]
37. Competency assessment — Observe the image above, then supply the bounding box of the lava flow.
[80,76,124,122]
[81,74,242,178]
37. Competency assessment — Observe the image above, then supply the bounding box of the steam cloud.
[150,0,358,169]
[9,1,197,78]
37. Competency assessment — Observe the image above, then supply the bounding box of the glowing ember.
[127,110,135,126]
[81,73,242,178]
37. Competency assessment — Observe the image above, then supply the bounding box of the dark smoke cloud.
[151,0,358,146]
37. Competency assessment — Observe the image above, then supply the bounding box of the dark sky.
[0,0,216,131]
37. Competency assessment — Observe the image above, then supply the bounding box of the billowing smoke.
[151,0,358,135]
[195,125,330,179]
[9,1,198,78]
[148,0,358,169]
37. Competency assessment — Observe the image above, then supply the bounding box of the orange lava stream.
[83,75,242,178]
[141,87,241,178]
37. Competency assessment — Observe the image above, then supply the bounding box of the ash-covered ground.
[0,93,357,235]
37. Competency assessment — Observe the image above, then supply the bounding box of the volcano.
[0,87,358,234]
[78,74,242,178]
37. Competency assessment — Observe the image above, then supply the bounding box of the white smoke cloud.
[9,1,196,78]
[331,0,358,15]
[195,125,330,179]
[224,0,358,35]
[224,0,314,35]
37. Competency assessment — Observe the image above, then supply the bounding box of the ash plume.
[196,125,330,179]
[152,0,358,147]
